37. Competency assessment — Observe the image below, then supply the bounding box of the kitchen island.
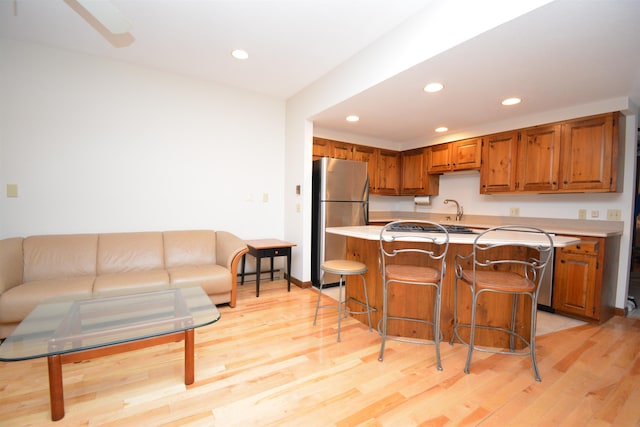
[327,225,580,348]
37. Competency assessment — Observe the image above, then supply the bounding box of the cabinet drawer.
[252,247,290,257]
[561,240,599,255]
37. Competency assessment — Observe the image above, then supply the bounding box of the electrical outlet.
[509,207,520,216]
[607,209,621,220]
[591,210,599,218]
[262,193,269,203]
[578,209,587,219]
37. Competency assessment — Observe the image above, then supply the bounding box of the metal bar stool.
[378,220,449,370]
[449,225,553,381]
[313,259,373,342]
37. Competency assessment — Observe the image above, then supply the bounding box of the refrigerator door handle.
[363,177,369,225]
[363,202,369,225]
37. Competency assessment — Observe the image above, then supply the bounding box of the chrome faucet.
[444,199,463,221]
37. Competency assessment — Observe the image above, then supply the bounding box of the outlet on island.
[509,207,520,216]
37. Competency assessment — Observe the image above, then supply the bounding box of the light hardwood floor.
[1,279,639,426]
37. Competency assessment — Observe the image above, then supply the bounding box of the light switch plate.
[6,184,18,198]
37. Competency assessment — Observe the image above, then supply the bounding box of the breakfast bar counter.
[327,225,580,348]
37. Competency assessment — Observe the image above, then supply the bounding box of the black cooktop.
[387,223,477,234]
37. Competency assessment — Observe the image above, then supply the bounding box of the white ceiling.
[312,0,640,144]
[1,0,640,145]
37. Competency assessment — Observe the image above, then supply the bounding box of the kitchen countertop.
[368,211,624,237]
[327,225,580,247]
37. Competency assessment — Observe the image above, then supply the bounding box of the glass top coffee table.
[0,285,220,421]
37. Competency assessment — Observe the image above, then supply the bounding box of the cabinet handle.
[576,244,581,249]
[564,180,568,184]
[560,259,566,263]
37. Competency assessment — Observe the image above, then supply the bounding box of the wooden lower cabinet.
[552,235,618,322]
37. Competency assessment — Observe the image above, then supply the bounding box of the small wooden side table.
[241,239,297,297]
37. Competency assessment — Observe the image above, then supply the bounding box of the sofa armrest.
[0,238,24,295]
[216,231,248,308]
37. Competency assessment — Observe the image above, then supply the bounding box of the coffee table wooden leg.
[48,355,65,421]
[185,329,194,385]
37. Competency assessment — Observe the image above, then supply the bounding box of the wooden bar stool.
[313,259,373,342]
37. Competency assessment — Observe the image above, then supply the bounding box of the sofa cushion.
[164,230,216,267]
[23,234,98,282]
[92,270,170,296]
[97,232,164,274]
[168,265,230,295]
[0,237,24,294]
[0,277,94,323]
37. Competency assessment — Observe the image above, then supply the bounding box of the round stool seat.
[321,260,367,276]
[314,259,372,342]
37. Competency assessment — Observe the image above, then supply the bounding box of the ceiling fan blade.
[74,0,131,34]
[64,0,134,47]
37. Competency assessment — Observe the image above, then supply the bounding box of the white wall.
[371,174,626,220]
[0,39,286,240]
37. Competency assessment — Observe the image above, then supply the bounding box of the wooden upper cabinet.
[375,149,400,195]
[352,144,377,191]
[518,124,561,192]
[480,131,519,194]
[400,148,439,196]
[312,137,354,160]
[560,113,618,192]
[428,138,481,174]
[427,144,452,173]
[480,113,619,194]
[451,137,482,170]
[312,137,332,160]
[332,141,354,160]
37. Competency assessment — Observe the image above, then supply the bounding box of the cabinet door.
[427,144,452,173]
[352,144,377,191]
[400,148,439,196]
[400,148,426,193]
[376,149,400,195]
[560,113,616,191]
[332,141,354,160]
[553,250,597,318]
[480,131,518,194]
[451,137,481,170]
[519,124,561,192]
[312,137,332,160]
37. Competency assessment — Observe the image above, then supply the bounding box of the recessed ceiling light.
[501,97,521,106]
[231,49,249,60]
[346,115,360,122]
[435,127,448,133]
[424,82,444,93]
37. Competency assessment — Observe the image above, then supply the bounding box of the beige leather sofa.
[0,230,248,338]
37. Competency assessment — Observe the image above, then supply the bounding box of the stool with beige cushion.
[313,259,373,342]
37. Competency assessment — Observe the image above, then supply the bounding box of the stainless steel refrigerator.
[312,157,369,287]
